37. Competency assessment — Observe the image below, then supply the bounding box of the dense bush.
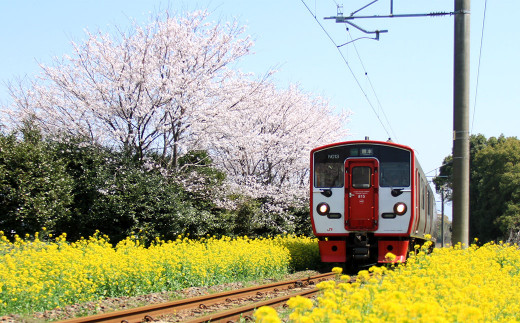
[57,142,193,242]
[0,127,311,243]
[0,125,74,237]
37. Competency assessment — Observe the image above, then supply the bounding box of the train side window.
[421,180,426,210]
[314,162,344,188]
[427,191,430,216]
[429,192,434,217]
[352,166,371,189]
[417,172,421,210]
[380,162,410,187]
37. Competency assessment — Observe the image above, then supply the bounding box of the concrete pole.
[441,188,445,247]
[452,0,471,246]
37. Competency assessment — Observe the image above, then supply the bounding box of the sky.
[1,0,519,216]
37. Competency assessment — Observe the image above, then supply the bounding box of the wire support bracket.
[337,22,387,47]
[325,1,457,38]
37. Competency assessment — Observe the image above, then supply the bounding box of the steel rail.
[183,288,320,323]
[57,272,335,323]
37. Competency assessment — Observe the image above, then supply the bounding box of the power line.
[300,0,394,140]
[471,0,488,134]
[345,27,399,142]
[329,0,340,8]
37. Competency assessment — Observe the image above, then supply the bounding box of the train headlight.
[393,202,407,216]
[317,202,330,216]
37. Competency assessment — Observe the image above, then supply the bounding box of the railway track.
[58,272,336,323]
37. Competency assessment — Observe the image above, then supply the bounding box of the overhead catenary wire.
[300,0,394,141]
[471,0,488,134]
[345,26,399,142]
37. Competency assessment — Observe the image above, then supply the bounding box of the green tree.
[472,136,520,241]
[434,134,520,242]
[0,125,74,237]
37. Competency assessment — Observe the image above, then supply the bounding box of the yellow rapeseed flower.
[384,252,397,262]
[254,306,281,323]
[2,233,315,316]
[280,239,520,322]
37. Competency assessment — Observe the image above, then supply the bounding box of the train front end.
[311,140,419,267]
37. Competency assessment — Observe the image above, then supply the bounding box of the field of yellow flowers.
[256,240,520,322]
[0,230,320,316]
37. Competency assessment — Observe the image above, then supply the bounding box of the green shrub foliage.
[0,126,311,243]
[0,125,74,237]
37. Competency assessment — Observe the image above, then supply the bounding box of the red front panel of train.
[318,240,347,262]
[345,159,379,231]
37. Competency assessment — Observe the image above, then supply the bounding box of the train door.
[345,159,379,231]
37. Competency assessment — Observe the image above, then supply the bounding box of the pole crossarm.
[324,5,456,37]
[325,11,455,22]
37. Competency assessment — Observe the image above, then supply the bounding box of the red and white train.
[310,140,436,268]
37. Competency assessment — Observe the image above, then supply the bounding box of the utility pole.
[452,0,470,247]
[325,1,471,246]
[441,188,445,247]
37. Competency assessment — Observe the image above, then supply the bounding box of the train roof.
[311,140,414,154]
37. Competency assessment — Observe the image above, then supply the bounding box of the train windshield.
[313,144,411,188]
[380,162,410,187]
[314,162,344,188]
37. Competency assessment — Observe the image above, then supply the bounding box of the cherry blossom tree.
[7,11,252,168]
[205,77,351,228]
[212,80,349,187]
[4,10,351,233]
